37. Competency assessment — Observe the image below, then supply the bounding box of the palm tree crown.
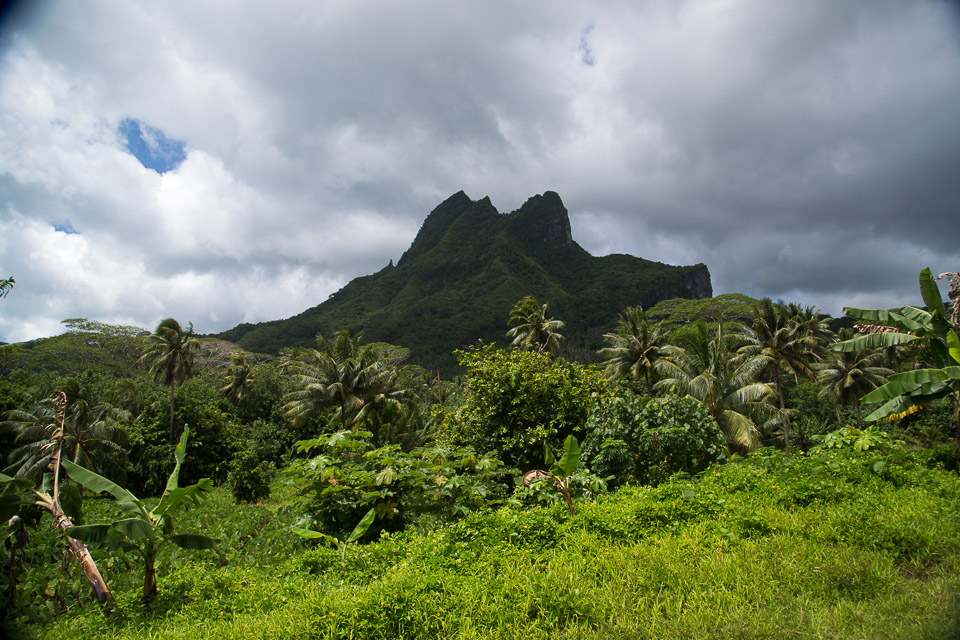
[506,296,565,354]
[2,381,130,483]
[598,305,667,394]
[140,318,200,443]
[282,330,404,443]
[736,298,830,448]
[655,322,779,453]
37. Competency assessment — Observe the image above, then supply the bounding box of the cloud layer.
[1,0,958,343]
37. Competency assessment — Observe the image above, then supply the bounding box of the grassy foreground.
[19,447,960,639]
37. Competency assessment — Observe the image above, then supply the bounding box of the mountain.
[215,191,712,371]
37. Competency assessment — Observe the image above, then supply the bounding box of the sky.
[1,0,959,344]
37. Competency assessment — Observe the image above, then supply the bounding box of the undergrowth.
[10,448,960,639]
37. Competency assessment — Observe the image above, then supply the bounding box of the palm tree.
[816,329,894,427]
[221,351,254,405]
[140,318,200,443]
[598,305,668,394]
[655,322,779,453]
[737,299,828,449]
[282,330,404,442]
[0,276,13,300]
[506,296,565,354]
[2,381,130,483]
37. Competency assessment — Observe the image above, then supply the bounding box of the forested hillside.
[214,191,712,371]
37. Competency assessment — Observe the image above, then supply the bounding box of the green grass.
[13,448,960,639]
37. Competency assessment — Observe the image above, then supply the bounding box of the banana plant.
[835,268,960,428]
[543,435,581,516]
[0,391,115,609]
[63,426,218,602]
[291,507,376,564]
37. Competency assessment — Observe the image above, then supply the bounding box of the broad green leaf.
[169,533,219,550]
[113,517,153,540]
[62,459,144,517]
[291,527,337,546]
[58,484,83,524]
[544,443,556,468]
[375,467,397,486]
[66,524,113,544]
[162,426,190,502]
[948,330,960,365]
[831,332,918,353]
[0,473,36,491]
[918,267,946,321]
[555,435,581,478]
[153,478,213,519]
[346,508,377,543]
[842,307,925,332]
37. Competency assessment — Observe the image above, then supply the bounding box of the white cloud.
[1,0,959,344]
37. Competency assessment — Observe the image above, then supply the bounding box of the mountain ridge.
[215,191,712,371]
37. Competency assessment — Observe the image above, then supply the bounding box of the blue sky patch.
[52,220,78,234]
[118,118,186,173]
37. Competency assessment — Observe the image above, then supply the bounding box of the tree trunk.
[141,543,158,603]
[168,382,176,444]
[774,368,790,450]
[50,507,115,608]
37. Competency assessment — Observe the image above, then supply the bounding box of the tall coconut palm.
[140,318,200,443]
[506,296,565,354]
[655,322,779,453]
[282,330,404,440]
[598,305,668,394]
[2,381,130,483]
[816,329,894,427]
[221,351,254,405]
[737,298,828,449]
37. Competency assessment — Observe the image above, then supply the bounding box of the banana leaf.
[113,517,154,540]
[153,477,214,519]
[832,332,918,353]
[842,307,926,332]
[346,508,377,543]
[62,459,144,518]
[162,426,190,499]
[67,524,114,544]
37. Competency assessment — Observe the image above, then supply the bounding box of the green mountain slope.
[215,191,713,371]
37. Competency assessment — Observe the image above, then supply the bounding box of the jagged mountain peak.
[217,190,711,372]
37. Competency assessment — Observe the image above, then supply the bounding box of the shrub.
[228,448,274,504]
[581,391,727,487]
[439,344,608,470]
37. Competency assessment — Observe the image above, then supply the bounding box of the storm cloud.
[1,0,958,342]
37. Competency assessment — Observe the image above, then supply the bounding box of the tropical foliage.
[836,268,960,429]
[654,322,780,452]
[506,296,565,354]
[598,305,667,393]
[139,319,199,444]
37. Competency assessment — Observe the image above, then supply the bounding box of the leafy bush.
[581,391,727,487]
[228,448,274,504]
[439,344,608,470]
[284,430,510,539]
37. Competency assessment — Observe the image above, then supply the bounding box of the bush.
[581,391,727,487]
[439,344,608,470]
[229,448,275,504]
[284,430,510,538]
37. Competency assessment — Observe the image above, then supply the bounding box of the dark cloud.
[1,0,958,342]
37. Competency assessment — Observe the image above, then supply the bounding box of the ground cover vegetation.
[1,268,959,638]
